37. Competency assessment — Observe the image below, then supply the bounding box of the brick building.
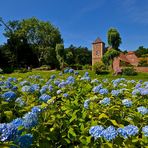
[92,37,105,65]
[92,37,141,72]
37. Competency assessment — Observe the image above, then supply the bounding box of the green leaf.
[68,128,76,138]
[69,110,78,123]
[99,113,109,119]
[4,111,13,120]
[110,119,119,127]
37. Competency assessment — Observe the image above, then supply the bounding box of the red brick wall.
[126,53,139,66]
[113,57,120,71]
[134,67,148,73]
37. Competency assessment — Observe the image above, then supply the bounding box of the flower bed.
[0,69,148,147]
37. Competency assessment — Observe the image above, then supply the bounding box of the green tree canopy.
[1,17,63,68]
[107,28,122,50]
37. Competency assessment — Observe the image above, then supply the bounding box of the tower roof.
[92,37,104,44]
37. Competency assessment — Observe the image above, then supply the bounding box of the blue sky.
[0,0,148,50]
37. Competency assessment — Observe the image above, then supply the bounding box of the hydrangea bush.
[0,69,148,147]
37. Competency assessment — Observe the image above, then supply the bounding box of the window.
[96,50,99,55]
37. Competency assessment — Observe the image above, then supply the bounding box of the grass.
[1,69,148,81]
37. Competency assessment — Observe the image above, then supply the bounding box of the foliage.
[138,59,148,67]
[55,44,65,70]
[135,46,148,57]
[82,64,92,70]
[65,45,92,66]
[122,67,137,76]
[36,65,51,71]
[93,61,108,74]
[102,48,120,67]
[0,70,148,147]
[0,17,63,68]
[107,28,122,50]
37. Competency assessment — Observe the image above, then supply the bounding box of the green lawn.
[1,70,148,81]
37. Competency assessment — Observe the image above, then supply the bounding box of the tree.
[107,28,122,50]
[2,17,63,68]
[135,46,148,57]
[55,44,65,70]
[102,49,120,70]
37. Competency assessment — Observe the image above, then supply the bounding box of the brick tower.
[92,37,105,65]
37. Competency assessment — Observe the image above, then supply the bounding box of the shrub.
[0,68,3,74]
[93,62,108,74]
[37,65,51,70]
[3,67,15,74]
[138,59,148,67]
[82,64,92,70]
[122,67,137,76]
[70,64,82,70]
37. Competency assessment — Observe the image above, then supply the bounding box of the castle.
[92,37,139,72]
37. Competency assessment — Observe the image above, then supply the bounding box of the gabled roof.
[92,37,104,44]
[119,53,129,62]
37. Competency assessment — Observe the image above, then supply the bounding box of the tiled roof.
[119,53,129,62]
[92,37,104,44]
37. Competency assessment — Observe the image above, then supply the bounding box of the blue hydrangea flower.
[0,123,19,142]
[111,90,120,96]
[20,80,30,86]
[84,99,90,109]
[66,76,75,84]
[142,126,148,137]
[2,91,16,101]
[74,71,79,75]
[11,118,23,128]
[40,88,47,94]
[64,68,69,73]
[63,93,69,98]
[99,88,108,95]
[100,97,110,106]
[57,89,62,94]
[117,127,128,139]
[5,81,13,89]
[80,76,91,81]
[102,126,117,141]
[48,85,53,92]
[91,79,99,83]
[39,94,51,102]
[11,86,18,91]
[84,72,89,77]
[15,97,25,107]
[140,88,148,95]
[0,81,4,86]
[123,125,138,137]
[58,81,67,88]
[69,69,74,73]
[31,84,40,91]
[15,134,33,148]
[137,106,148,115]
[31,106,41,114]
[132,89,140,95]
[23,112,38,129]
[0,123,7,133]
[22,86,35,93]
[135,83,141,89]
[89,125,104,140]
[7,77,14,82]
[122,99,132,107]
[54,80,61,86]
[92,84,102,93]
[50,75,56,79]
